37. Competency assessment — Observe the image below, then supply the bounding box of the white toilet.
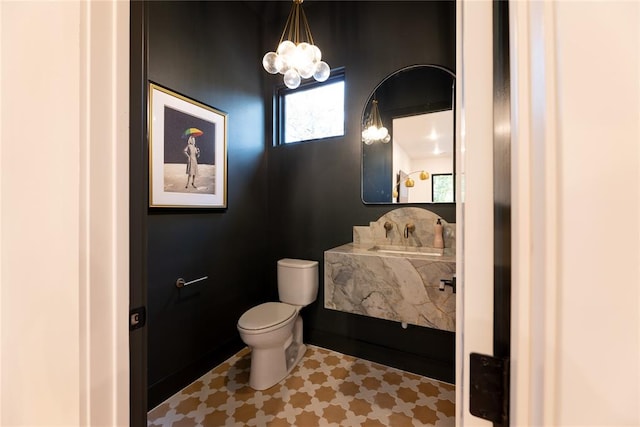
[237,258,318,390]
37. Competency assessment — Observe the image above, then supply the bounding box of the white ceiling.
[392,110,454,159]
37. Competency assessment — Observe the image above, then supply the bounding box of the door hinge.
[469,352,509,425]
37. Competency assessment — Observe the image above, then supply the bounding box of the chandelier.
[262,0,330,89]
[362,99,390,144]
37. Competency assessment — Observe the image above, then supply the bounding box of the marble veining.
[354,207,455,255]
[324,207,456,331]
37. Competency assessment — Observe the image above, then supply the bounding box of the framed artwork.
[149,83,227,208]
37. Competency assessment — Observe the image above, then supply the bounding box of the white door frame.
[456,1,495,426]
[459,1,640,426]
[509,1,640,425]
[79,1,131,425]
[0,1,130,425]
[509,2,560,425]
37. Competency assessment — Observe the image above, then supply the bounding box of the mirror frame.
[361,64,456,205]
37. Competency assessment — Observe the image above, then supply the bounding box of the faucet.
[384,221,394,238]
[439,275,456,293]
[403,223,415,238]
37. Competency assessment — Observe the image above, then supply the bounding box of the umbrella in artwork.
[183,127,204,138]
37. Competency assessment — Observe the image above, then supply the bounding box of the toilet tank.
[277,258,319,306]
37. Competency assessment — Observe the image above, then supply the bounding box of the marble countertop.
[326,243,456,262]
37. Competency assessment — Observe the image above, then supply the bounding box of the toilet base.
[285,342,306,375]
[247,317,306,390]
[248,342,307,391]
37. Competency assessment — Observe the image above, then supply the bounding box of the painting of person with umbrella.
[183,128,202,189]
[149,84,227,207]
[158,100,219,198]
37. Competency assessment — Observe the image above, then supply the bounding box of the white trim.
[2,2,83,423]
[508,2,531,423]
[0,1,4,421]
[2,0,129,424]
[509,1,560,425]
[510,2,640,425]
[456,1,494,426]
[80,1,91,423]
[79,1,130,425]
[454,1,464,424]
[535,3,560,424]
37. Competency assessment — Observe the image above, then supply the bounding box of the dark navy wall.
[264,1,456,382]
[145,1,268,408]
[142,0,456,410]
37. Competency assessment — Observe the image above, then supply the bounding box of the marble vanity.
[324,207,456,331]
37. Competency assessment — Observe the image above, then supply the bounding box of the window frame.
[274,68,346,146]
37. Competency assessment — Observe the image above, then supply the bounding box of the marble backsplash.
[352,207,455,255]
[324,207,456,331]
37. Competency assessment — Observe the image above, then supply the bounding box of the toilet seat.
[238,302,297,333]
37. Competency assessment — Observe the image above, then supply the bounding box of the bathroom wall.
[265,1,456,382]
[141,0,456,408]
[144,1,269,408]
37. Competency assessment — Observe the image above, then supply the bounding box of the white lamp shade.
[262,52,279,74]
[313,61,330,82]
[284,69,301,89]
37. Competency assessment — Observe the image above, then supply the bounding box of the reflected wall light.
[362,99,390,144]
[262,0,330,89]
[392,170,430,199]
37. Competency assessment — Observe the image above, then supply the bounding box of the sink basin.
[368,245,443,257]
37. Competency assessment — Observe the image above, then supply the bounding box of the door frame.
[129,1,149,425]
[463,1,640,425]
[508,2,560,424]
[0,1,130,425]
[455,1,496,425]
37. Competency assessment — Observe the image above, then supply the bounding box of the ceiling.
[392,110,454,159]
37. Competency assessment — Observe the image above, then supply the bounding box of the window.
[277,72,345,144]
[432,173,454,203]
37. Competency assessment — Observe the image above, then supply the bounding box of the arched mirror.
[361,65,455,204]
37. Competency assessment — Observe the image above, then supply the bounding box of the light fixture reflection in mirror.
[362,99,390,145]
[361,64,455,204]
[392,170,430,201]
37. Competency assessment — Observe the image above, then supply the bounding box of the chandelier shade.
[262,0,330,89]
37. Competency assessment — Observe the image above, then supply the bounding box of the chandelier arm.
[372,100,381,127]
[279,4,296,45]
[294,3,300,44]
[300,7,314,45]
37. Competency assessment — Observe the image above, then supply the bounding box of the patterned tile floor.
[148,345,455,427]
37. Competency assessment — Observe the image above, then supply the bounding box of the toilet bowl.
[237,302,303,390]
[237,259,318,390]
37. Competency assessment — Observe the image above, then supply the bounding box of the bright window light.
[282,79,345,144]
[432,173,454,202]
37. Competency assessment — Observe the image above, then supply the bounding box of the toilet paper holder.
[176,276,208,288]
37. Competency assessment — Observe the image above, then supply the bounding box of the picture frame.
[148,83,227,208]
